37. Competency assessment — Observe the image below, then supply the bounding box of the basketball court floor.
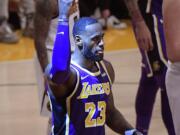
[0,22,168,135]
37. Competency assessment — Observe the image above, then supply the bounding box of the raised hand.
[58,0,74,20]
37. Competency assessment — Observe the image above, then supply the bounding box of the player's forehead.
[85,23,103,38]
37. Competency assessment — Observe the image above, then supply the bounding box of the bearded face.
[79,23,104,61]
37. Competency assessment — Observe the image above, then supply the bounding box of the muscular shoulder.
[46,65,78,99]
[102,59,115,84]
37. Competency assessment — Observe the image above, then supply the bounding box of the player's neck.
[72,53,98,72]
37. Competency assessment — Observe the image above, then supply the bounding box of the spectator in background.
[79,0,127,29]
[0,0,19,44]
[0,0,35,44]
[110,0,129,19]
[18,0,35,38]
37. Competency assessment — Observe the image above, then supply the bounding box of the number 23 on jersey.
[85,101,106,128]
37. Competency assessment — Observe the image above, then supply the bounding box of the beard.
[82,47,103,61]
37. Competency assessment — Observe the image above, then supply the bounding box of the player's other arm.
[34,0,53,72]
[106,90,142,135]
[106,91,135,134]
[104,60,142,135]
[123,0,153,51]
[163,0,180,62]
[106,91,143,135]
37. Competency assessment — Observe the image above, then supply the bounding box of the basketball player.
[45,0,143,134]
[34,0,79,113]
[163,0,180,134]
[34,0,79,134]
[124,0,175,134]
[34,0,148,119]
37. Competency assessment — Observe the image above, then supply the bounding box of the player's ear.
[75,35,83,49]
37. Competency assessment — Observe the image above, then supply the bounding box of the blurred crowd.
[0,0,129,44]
[0,0,35,44]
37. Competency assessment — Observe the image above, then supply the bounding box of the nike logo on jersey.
[57,31,64,35]
[81,75,89,80]
[101,72,106,77]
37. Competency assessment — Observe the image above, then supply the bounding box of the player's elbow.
[51,70,70,84]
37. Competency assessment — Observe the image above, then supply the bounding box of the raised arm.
[163,0,180,62]
[48,0,77,99]
[123,0,153,51]
[51,0,73,82]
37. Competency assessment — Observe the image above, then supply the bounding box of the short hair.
[72,17,98,37]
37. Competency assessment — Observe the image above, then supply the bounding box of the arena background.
[0,1,168,134]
